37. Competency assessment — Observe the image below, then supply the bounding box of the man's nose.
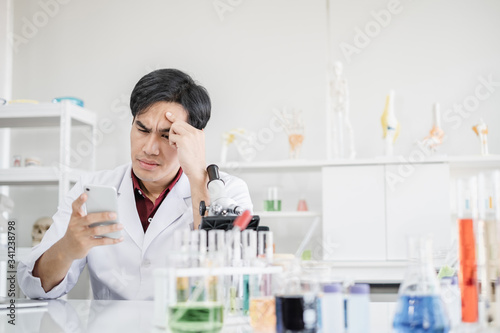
[143,135,160,155]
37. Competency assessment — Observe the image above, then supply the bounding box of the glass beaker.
[393,236,451,332]
[249,258,276,332]
[264,186,282,212]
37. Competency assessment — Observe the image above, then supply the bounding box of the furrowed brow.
[159,128,170,134]
[135,121,150,131]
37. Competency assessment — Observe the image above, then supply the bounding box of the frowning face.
[130,101,188,186]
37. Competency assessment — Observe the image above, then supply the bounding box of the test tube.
[226,230,242,313]
[242,230,257,315]
[456,177,479,323]
[258,230,274,262]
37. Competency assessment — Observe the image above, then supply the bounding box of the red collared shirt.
[131,168,183,232]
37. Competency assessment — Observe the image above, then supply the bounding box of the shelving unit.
[220,154,500,172]
[0,102,97,204]
[221,155,500,282]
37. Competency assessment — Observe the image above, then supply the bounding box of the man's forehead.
[138,101,188,117]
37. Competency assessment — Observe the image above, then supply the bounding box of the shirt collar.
[131,167,183,198]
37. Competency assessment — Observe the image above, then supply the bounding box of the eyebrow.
[135,120,170,133]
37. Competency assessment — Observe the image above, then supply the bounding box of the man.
[17,69,253,300]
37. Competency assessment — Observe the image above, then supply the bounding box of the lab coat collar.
[117,164,191,253]
[142,172,190,252]
[117,164,144,250]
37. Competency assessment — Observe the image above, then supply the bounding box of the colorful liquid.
[264,199,282,212]
[393,295,450,332]
[169,302,223,333]
[249,296,276,332]
[275,295,318,333]
[458,218,479,322]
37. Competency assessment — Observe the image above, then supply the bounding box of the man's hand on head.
[166,111,207,182]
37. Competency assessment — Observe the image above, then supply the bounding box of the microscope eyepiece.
[206,164,220,182]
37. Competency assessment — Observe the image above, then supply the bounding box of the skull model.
[32,217,53,246]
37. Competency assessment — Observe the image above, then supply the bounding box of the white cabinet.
[322,162,450,262]
[322,165,386,261]
[385,163,450,260]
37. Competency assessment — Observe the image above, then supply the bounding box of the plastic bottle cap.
[451,276,458,285]
[323,283,342,293]
[350,284,370,294]
[233,210,252,230]
[257,226,270,232]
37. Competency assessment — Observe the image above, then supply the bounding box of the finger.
[169,121,191,136]
[72,193,87,217]
[168,132,180,148]
[93,236,124,247]
[166,111,176,123]
[85,212,117,226]
[88,223,123,237]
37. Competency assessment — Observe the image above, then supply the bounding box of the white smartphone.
[84,184,121,239]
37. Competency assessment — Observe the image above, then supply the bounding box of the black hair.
[130,69,211,130]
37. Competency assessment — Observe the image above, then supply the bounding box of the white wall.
[11,0,328,169]
[6,0,500,250]
[329,0,500,158]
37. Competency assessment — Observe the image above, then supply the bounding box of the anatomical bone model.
[220,128,258,163]
[472,119,489,156]
[329,61,356,159]
[32,216,53,246]
[380,90,400,156]
[420,103,445,152]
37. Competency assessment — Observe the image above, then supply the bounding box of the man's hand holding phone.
[60,186,124,261]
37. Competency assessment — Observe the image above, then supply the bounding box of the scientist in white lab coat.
[17,69,253,300]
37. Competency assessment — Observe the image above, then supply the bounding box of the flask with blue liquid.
[392,236,451,332]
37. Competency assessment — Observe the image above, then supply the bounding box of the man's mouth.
[138,159,160,170]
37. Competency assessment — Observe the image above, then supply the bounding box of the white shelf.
[219,155,500,172]
[0,102,96,128]
[447,154,500,168]
[219,159,326,172]
[0,167,88,185]
[255,211,321,218]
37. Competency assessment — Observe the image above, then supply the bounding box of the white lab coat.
[17,163,253,300]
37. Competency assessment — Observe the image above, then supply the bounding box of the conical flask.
[393,236,451,332]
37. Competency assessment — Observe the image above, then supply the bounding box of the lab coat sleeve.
[17,180,87,299]
[221,172,254,213]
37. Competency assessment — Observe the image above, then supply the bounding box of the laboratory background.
[1,0,500,331]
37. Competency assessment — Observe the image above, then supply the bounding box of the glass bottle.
[275,263,320,333]
[477,171,500,326]
[393,236,451,332]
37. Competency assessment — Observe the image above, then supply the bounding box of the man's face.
[130,101,188,184]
